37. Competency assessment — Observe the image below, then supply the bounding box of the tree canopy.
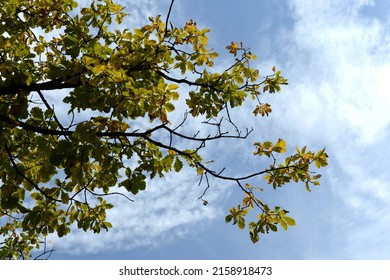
[0,0,328,259]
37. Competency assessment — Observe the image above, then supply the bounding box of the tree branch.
[0,113,251,142]
[1,112,318,199]
[156,70,221,93]
[0,114,73,136]
[0,77,82,96]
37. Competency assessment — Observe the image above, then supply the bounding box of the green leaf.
[225,215,233,223]
[120,170,146,195]
[49,140,73,167]
[57,224,70,238]
[173,157,183,172]
[250,230,259,243]
[61,192,70,204]
[163,102,175,112]
[238,218,245,230]
[269,223,278,232]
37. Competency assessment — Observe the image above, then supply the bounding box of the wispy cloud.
[274,0,390,258]
[284,0,390,144]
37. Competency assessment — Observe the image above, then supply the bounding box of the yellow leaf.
[280,220,288,230]
[210,52,218,59]
[273,138,286,153]
[284,216,296,226]
[199,35,208,45]
[226,41,240,56]
[167,84,179,90]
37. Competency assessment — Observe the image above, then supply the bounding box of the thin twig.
[4,145,61,203]
[36,90,66,131]
[164,0,175,36]
[86,188,134,203]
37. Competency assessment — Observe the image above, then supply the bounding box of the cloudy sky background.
[49,0,390,259]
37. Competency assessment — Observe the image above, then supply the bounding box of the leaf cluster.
[224,144,327,243]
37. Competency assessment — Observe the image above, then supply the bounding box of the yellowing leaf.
[167,84,179,90]
[226,41,240,56]
[210,52,218,59]
[253,103,272,117]
[173,158,183,172]
[238,218,245,230]
[283,216,296,226]
[272,138,286,153]
[164,102,175,112]
[199,35,208,45]
[280,220,288,231]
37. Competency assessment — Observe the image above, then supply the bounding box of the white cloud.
[281,0,390,258]
[282,0,390,146]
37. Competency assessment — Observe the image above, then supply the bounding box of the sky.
[44,0,390,259]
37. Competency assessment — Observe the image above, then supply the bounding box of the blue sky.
[48,0,390,259]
